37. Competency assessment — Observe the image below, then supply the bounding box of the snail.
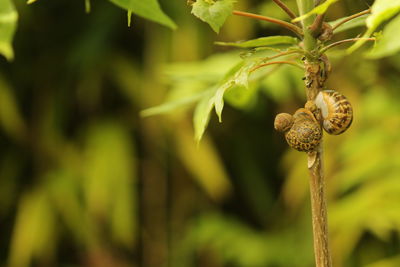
[274,108,322,152]
[315,90,353,135]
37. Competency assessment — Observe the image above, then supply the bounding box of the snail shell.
[275,108,322,152]
[274,113,293,132]
[315,90,353,135]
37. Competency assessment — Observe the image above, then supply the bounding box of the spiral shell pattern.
[274,113,293,133]
[315,90,353,135]
[284,109,322,152]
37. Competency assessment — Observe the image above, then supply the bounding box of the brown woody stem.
[319,37,375,53]
[272,0,299,21]
[232,10,303,38]
[297,0,332,266]
[332,9,371,31]
[309,14,325,37]
[304,61,332,267]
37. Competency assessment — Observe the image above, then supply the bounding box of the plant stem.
[296,0,317,54]
[309,14,325,37]
[263,49,305,61]
[272,0,298,21]
[232,10,303,38]
[297,0,332,266]
[319,37,375,53]
[332,9,371,31]
[250,60,303,73]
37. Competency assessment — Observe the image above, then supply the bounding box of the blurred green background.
[1,0,400,266]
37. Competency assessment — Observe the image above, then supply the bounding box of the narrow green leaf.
[85,0,91,13]
[367,14,400,58]
[141,90,209,117]
[26,0,38,4]
[194,92,216,142]
[214,83,231,122]
[292,0,340,23]
[0,0,18,61]
[127,10,132,27]
[213,60,257,122]
[366,0,400,30]
[108,0,177,29]
[215,36,298,48]
[212,61,245,121]
[328,14,368,34]
[348,0,400,53]
[191,0,235,33]
[0,76,27,140]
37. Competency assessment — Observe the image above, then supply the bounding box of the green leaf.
[0,0,18,61]
[108,0,177,29]
[9,190,56,267]
[85,0,91,13]
[366,0,400,30]
[328,14,368,34]
[0,76,27,140]
[140,90,209,117]
[213,60,257,122]
[194,92,216,142]
[82,122,137,246]
[127,10,133,27]
[292,0,340,23]
[348,0,400,53]
[191,0,236,33]
[367,14,400,58]
[215,36,298,48]
[214,83,232,122]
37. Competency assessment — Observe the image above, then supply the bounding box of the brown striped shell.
[274,113,293,132]
[315,90,353,135]
[274,109,322,152]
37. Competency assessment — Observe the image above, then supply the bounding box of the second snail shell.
[275,108,322,152]
[315,90,353,135]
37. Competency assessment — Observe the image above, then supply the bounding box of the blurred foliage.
[0,0,17,60]
[0,0,400,267]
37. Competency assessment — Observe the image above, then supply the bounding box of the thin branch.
[263,49,304,61]
[250,60,303,73]
[332,9,371,31]
[297,1,332,266]
[272,0,299,21]
[320,37,375,53]
[308,147,332,267]
[309,14,325,37]
[232,10,303,38]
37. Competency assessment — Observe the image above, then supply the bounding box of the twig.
[309,14,325,37]
[272,0,299,22]
[307,146,331,267]
[263,49,304,61]
[297,0,332,266]
[319,37,375,53]
[303,59,332,267]
[232,10,303,38]
[250,60,303,73]
[332,9,371,31]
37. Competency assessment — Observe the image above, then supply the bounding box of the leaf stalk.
[232,10,303,38]
[332,9,371,31]
[250,60,303,73]
[320,37,375,53]
[271,0,300,25]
